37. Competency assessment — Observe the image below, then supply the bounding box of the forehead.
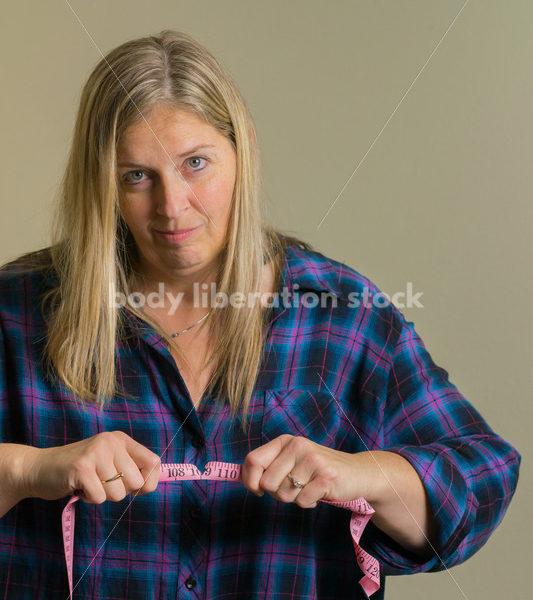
[117,105,216,154]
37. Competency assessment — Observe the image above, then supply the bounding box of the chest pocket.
[261,388,342,448]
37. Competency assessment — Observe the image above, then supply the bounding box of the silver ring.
[101,471,124,484]
[287,473,304,489]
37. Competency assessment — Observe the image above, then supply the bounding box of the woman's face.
[116,103,237,287]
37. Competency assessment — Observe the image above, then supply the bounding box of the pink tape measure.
[62,461,380,598]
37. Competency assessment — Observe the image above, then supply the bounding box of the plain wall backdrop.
[1,1,530,598]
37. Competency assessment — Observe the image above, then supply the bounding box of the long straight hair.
[20,30,312,432]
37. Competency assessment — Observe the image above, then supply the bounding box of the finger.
[259,436,312,497]
[288,476,329,509]
[133,466,157,496]
[122,437,161,495]
[74,468,107,504]
[287,458,338,509]
[260,437,334,508]
[114,453,146,496]
[98,466,128,502]
[268,459,331,509]
[242,435,293,495]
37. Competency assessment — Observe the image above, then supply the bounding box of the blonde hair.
[15,29,312,432]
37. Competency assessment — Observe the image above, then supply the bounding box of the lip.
[154,225,201,243]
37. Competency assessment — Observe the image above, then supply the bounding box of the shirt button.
[191,436,204,449]
[184,575,197,590]
[188,506,201,520]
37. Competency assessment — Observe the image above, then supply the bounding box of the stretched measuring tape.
[62,461,380,598]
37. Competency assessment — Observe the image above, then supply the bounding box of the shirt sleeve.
[360,306,521,576]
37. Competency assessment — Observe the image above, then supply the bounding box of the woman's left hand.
[242,434,437,556]
[241,434,375,508]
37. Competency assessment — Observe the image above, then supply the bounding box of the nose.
[154,170,193,219]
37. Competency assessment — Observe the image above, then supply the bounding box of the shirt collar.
[43,269,59,289]
[281,243,342,297]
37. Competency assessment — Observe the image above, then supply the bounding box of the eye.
[186,156,207,171]
[122,170,147,185]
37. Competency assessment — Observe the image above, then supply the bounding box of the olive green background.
[1,1,530,598]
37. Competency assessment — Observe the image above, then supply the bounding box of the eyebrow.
[117,144,216,168]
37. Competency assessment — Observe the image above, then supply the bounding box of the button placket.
[177,446,208,599]
[188,506,202,520]
[191,435,204,450]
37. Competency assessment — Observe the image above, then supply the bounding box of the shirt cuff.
[359,445,479,576]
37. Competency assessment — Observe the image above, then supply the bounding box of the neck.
[132,264,220,310]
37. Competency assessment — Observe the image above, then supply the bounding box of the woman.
[0,30,521,599]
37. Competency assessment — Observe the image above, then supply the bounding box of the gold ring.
[287,473,304,489]
[101,471,125,484]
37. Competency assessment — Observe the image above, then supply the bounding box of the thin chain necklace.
[170,309,212,338]
[138,304,212,338]
[133,272,212,338]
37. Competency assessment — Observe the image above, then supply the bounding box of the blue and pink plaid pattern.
[0,243,521,599]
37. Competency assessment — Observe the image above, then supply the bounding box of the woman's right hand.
[19,431,161,504]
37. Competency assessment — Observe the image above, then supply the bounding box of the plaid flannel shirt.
[0,243,521,599]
